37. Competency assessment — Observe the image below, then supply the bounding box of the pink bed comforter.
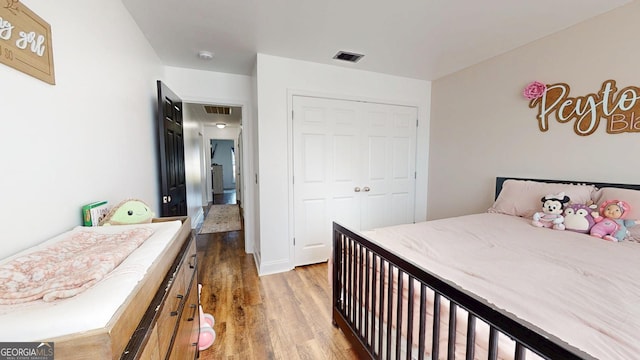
[0,227,154,304]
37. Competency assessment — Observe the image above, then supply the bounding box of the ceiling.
[123,0,631,110]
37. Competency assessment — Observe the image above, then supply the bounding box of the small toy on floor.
[198,283,216,351]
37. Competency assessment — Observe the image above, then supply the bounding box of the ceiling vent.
[333,51,364,63]
[204,105,231,115]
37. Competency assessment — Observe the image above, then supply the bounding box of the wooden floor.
[196,191,358,359]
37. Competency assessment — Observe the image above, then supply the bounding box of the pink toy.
[197,284,216,351]
[590,200,638,242]
[532,192,570,230]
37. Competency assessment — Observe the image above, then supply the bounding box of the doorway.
[182,102,243,212]
[210,138,237,204]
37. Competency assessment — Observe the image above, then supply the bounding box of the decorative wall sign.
[0,1,55,84]
[524,80,640,136]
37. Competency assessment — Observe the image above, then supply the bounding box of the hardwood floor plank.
[196,197,358,359]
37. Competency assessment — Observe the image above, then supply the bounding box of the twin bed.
[332,177,640,360]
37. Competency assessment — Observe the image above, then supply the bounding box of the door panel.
[157,81,187,216]
[293,96,417,266]
[360,104,417,231]
[294,97,360,265]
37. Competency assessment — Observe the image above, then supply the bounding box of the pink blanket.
[0,227,154,304]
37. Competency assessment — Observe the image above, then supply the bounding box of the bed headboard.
[495,177,640,200]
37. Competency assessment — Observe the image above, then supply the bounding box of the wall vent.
[333,51,364,63]
[204,105,232,115]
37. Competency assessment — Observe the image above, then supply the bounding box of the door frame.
[182,95,255,255]
[287,89,423,268]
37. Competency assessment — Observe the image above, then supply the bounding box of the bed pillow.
[592,187,640,241]
[488,179,596,218]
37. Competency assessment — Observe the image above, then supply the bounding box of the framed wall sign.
[0,1,55,84]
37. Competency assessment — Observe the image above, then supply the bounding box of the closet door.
[292,96,417,266]
[360,103,417,230]
[293,96,360,266]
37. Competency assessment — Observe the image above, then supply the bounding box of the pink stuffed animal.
[590,200,639,242]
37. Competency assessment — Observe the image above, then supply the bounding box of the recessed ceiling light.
[198,50,214,60]
[216,123,226,129]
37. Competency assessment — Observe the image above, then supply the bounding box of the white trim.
[259,258,293,276]
[191,207,204,229]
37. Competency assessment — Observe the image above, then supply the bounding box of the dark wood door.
[157,80,187,216]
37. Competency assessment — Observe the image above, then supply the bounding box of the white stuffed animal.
[532,192,570,230]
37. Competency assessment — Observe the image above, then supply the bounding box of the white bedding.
[361,213,640,360]
[0,220,183,341]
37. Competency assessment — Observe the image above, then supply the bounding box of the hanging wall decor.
[0,1,55,84]
[524,80,640,136]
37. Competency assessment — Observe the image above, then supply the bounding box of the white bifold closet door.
[293,95,417,266]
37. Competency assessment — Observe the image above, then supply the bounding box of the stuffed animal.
[590,200,639,242]
[563,203,599,233]
[99,199,155,226]
[532,192,570,230]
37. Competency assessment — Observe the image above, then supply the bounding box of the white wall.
[0,0,162,259]
[429,1,640,220]
[163,67,256,254]
[255,54,431,275]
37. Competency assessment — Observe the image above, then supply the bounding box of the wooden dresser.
[121,230,200,360]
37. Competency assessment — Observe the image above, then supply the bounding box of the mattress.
[0,220,183,341]
[361,212,640,360]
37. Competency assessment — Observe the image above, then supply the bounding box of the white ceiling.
[126,0,631,125]
[123,0,631,82]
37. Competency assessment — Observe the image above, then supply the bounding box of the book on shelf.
[81,201,111,226]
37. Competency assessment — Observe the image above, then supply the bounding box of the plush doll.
[563,203,599,233]
[99,199,155,226]
[590,200,639,242]
[532,192,570,230]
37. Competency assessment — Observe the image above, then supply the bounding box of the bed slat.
[466,314,476,360]
[448,303,457,360]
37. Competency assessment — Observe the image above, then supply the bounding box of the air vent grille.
[204,106,232,115]
[333,51,364,63]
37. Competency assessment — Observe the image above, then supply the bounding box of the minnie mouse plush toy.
[532,192,570,230]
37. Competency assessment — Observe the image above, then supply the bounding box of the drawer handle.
[170,311,178,317]
[189,254,197,269]
[177,294,184,299]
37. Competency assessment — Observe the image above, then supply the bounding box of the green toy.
[99,199,155,226]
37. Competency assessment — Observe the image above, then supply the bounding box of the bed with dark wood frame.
[332,177,640,360]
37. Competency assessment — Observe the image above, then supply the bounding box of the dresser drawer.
[168,273,199,360]
[138,325,160,360]
[182,239,197,288]
[156,272,185,357]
